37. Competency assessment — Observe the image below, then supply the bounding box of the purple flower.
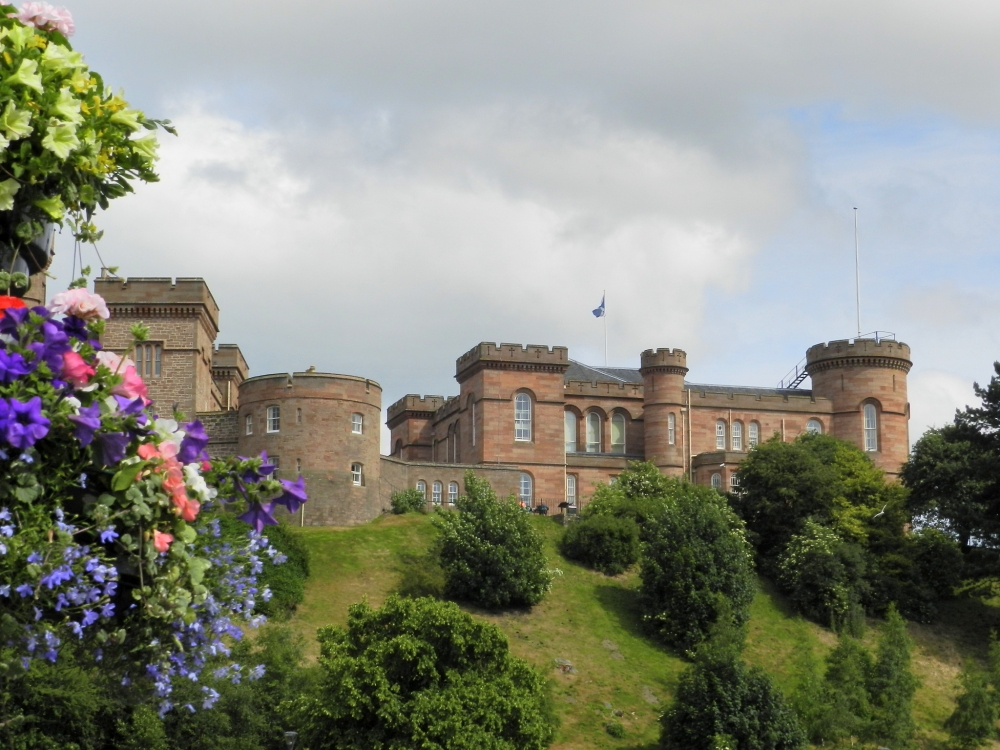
[272,476,307,514]
[26,551,42,564]
[68,403,101,447]
[0,307,30,336]
[40,566,73,589]
[0,350,31,383]
[238,501,278,534]
[100,602,114,618]
[28,320,69,373]
[1,397,50,449]
[15,583,32,597]
[99,527,118,544]
[178,420,209,464]
[62,315,88,341]
[81,609,98,627]
[93,432,129,466]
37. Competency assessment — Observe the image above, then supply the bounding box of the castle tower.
[805,338,912,477]
[640,348,688,477]
[386,395,446,461]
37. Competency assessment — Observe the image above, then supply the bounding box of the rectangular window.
[432,481,443,505]
[296,458,301,474]
[748,422,759,448]
[565,412,577,453]
[351,462,363,486]
[732,422,743,451]
[514,395,531,442]
[267,406,280,433]
[668,413,675,445]
[471,401,476,447]
[566,474,577,507]
[351,413,363,434]
[134,343,163,378]
[245,415,253,435]
[297,408,302,424]
[448,482,459,505]
[611,414,626,454]
[268,455,279,471]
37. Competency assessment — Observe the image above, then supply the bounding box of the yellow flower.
[50,87,82,124]
[0,178,19,211]
[6,58,43,94]
[41,120,80,159]
[0,101,32,140]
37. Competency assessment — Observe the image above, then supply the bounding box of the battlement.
[456,342,569,381]
[212,344,248,376]
[639,347,688,374]
[806,338,912,374]
[95,276,220,331]
[387,394,447,426]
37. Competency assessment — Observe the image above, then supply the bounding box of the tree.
[945,661,997,750]
[638,484,756,651]
[868,604,919,747]
[390,487,427,514]
[433,472,552,609]
[819,635,875,743]
[294,595,556,750]
[560,514,639,575]
[584,460,676,536]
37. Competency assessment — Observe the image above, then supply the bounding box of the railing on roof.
[777,357,808,390]
[859,330,896,342]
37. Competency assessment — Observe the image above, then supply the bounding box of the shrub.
[293,595,557,750]
[433,472,552,609]
[606,720,625,738]
[638,484,756,651]
[868,604,919,747]
[561,514,639,575]
[945,661,997,750]
[585,461,675,536]
[391,487,427,514]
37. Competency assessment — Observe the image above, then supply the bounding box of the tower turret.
[640,348,688,476]
[805,337,912,477]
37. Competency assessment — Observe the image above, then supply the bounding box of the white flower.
[5,58,42,93]
[183,464,216,502]
[50,87,82,125]
[41,120,80,159]
[41,42,85,72]
[0,101,32,140]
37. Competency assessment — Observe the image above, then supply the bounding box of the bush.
[868,604,919,747]
[390,487,427,514]
[561,514,639,575]
[638,484,756,651]
[433,472,552,609]
[293,595,557,750]
[606,720,625,738]
[585,461,675,537]
[945,661,997,750]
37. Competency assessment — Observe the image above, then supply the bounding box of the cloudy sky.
[46,0,1000,451]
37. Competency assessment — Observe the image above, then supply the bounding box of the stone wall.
[197,410,239,459]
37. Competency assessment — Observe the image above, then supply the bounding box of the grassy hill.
[283,512,1000,750]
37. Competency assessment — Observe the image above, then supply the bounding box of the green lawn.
[285,513,1000,750]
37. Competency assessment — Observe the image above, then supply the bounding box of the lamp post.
[284,731,298,750]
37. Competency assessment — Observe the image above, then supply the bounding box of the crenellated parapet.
[639,348,689,376]
[386,394,446,428]
[95,276,220,334]
[806,338,911,375]
[456,342,569,382]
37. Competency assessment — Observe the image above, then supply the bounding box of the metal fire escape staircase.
[776,332,896,389]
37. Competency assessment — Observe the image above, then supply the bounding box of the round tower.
[237,371,383,525]
[640,348,688,477]
[805,338,912,478]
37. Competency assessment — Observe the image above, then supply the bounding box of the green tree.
[293,595,556,750]
[433,472,552,609]
[820,635,874,743]
[584,460,676,535]
[390,487,427,514]
[945,661,997,750]
[638,484,756,651]
[868,604,919,747]
[560,514,639,575]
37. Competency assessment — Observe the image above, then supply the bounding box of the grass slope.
[286,513,1000,750]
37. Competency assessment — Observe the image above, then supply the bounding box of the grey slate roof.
[564,360,812,397]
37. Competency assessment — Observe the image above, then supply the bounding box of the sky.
[42,0,1000,452]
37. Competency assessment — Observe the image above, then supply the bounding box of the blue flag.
[592,295,605,318]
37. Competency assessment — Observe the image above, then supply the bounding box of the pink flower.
[61,350,94,387]
[49,289,109,320]
[112,364,148,401]
[152,529,173,553]
[137,442,160,461]
[96,350,135,374]
[13,2,74,35]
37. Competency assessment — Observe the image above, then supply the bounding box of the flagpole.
[603,289,608,366]
[854,207,861,338]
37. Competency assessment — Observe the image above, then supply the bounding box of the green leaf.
[111,461,144,491]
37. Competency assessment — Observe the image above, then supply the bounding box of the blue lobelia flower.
[271,476,308,514]
[15,583,32,597]
[238,501,278,534]
[178,419,210,463]
[68,402,101,446]
[40,565,73,589]
[99,527,119,544]
[93,432,129,466]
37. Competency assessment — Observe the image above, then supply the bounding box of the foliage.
[560,513,639,575]
[390,487,426,514]
[794,634,874,745]
[605,720,625,738]
[944,661,997,750]
[777,520,868,632]
[433,472,552,609]
[0,5,173,285]
[292,594,557,750]
[638,483,756,652]
[584,460,675,536]
[868,604,919,747]
[258,520,310,618]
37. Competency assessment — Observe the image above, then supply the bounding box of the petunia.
[5,58,43,93]
[93,432,129,466]
[0,177,19,211]
[50,87,82,124]
[3,396,50,449]
[49,289,109,320]
[178,420,209,464]
[0,101,32,140]
[238,501,278,534]
[60,350,94,387]
[40,122,79,160]
[271,476,308,514]
[0,349,31,383]
[68,402,100,446]
[1,23,35,51]
[131,134,159,162]
[41,42,85,71]
[112,364,148,401]
[110,109,142,132]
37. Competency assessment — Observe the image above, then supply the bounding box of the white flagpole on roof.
[604,289,608,367]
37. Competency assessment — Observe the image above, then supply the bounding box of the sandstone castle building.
[93,275,913,525]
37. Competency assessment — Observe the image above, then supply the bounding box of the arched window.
[748,421,760,448]
[267,405,280,433]
[566,474,577,508]
[514,393,532,441]
[668,412,676,445]
[453,424,461,463]
[711,473,722,490]
[732,421,743,451]
[416,480,426,498]
[716,420,726,450]
[519,473,533,507]
[448,481,459,505]
[586,412,602,453]
[351,462,363,486]
[245,414,253,435]
[806,418,823,435]
[432,481,443,506]
[611,414,626,454]
[565,411,578,453]
[863,404,878,452]
[351,413,363,434]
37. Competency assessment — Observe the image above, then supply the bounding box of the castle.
[92,275,913,525]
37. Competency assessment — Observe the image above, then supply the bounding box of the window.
[668,412,676,445]
[268,455,279,469]
[351,413,363,434]
[711,473,722,490]
[266,406,280,433]
[611,414,626,454]
[716,420,726,450]
[566,474,577,508]
[245,414,253,435]
[416,480,426,498]
[519,473,533,507]
[730,473,741,493]
[351,462,362,486]
[448,481,459,505]
[296,458,301,474]
[732,421,743,451]
[432,481,443,505]
[514,393,532,441]
[806,418,823,435]
[586,412,602,453]
[134,343,162,378]
[748,421,760,448]
[471,400,476,446]
[863,404,878,452]
[565,411,578,453]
